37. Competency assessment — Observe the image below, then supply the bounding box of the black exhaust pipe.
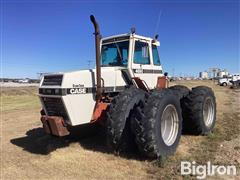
[90,15,102,101]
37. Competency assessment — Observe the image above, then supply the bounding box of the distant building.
[199,71,208,79]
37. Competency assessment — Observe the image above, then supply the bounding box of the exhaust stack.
[90,15,102,101]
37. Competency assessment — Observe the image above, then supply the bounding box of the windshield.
[101,41,129,67]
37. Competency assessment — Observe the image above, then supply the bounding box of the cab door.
[131,39,161,89]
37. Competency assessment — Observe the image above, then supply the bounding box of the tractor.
[39,15,216,159]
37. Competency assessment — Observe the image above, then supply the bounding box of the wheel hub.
[203,97,215,127]
[161,104,179,146]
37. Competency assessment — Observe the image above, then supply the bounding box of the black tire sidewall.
[106,87,146,152]
[169,85,190,99]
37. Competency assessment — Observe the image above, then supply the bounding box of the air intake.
[42,75,63,86]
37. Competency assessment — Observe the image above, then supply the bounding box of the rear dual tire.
[182,86,216,135]
[169,85,216,135]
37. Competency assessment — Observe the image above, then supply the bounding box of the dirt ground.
[1,81,239,179]
[0,82,39,87]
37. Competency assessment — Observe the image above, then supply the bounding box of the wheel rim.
[203,97,215,127]
[161,104,179,146]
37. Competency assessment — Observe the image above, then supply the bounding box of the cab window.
[152,45,161,66]
[134,41,150,64]
[101,41,129,66]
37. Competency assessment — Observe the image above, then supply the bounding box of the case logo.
[68,88,86,94]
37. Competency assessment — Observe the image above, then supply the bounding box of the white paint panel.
[62,94,95,126]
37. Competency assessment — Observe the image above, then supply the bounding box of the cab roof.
[101,33,160,46]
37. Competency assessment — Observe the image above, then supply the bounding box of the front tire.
[131,89,182,159]
[222,82,227,86]
[106,86,146,153]
[182,86,216,135]
[169,85,190,99]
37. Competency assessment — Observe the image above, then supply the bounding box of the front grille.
[41,97,69,121]
[42,75,63,86]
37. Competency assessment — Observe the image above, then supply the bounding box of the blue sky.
[1,0,239,78]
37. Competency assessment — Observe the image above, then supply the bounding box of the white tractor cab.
[39,15,217,159]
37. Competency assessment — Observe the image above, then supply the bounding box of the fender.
[156,76,169,89]
[91,102,109,123]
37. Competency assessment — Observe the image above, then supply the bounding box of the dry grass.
[1,81,240,179]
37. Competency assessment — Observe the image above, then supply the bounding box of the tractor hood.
[39,66,129,126]
[39,66,128,90]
